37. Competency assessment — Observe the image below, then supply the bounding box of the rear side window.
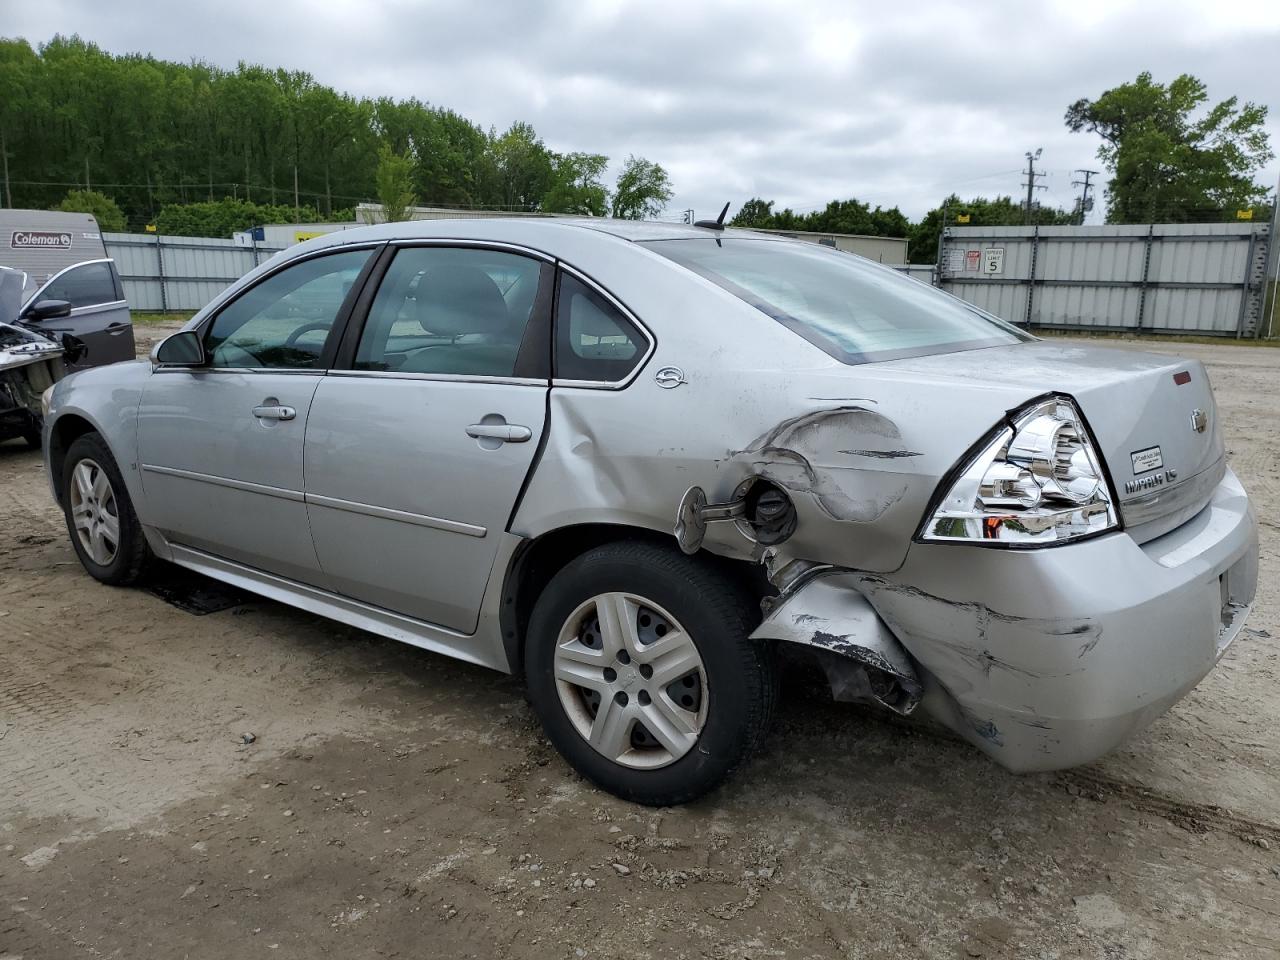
[554,273,647,382]
[39,261,118,308]
[644,238,1031,364]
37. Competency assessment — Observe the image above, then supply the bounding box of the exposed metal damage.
[1,266,69,444]
[751,572,923,715]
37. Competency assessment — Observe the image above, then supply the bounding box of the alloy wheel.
[69,458,120,566]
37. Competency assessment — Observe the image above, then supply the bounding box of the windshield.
[644,238,1032,364]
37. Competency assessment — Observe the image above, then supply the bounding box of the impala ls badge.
[1190,409,1208,434]
[655,366,687,389]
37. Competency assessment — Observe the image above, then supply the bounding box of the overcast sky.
[8,0,1280,222]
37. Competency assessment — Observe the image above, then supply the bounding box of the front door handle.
[253,404,296,421]
[466,423,532,443]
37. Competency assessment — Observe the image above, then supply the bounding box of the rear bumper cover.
[780,467,1259,772]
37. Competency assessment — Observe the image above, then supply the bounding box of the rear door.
[303,243,552,633]
[137,247,376,585]
[24,259,134,367]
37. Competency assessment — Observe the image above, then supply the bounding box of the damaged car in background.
[0,266,80,449]
[39,218,1258,804]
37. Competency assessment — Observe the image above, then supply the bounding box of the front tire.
[525,541,775,805]
[61,432,151,586]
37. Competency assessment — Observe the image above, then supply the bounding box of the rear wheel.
[61,432,151,585]
[525,541,775,805]
[22,427,42,450]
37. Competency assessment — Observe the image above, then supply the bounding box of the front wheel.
[525,541,775,805]
[61,432,152,585]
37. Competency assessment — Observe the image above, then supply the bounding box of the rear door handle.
[466,423,532,443]
[253,404,296,421]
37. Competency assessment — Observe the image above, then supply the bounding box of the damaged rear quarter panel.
[511,281,1048,575]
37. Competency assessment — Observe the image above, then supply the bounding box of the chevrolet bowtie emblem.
[1190,409,1208,434]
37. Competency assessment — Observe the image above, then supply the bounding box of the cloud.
[8,0,1279,223]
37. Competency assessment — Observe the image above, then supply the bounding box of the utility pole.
[1022,148,1046,224]
[1265,170,1280,339]
[0,127,10,208]
[1072,169,1100,225]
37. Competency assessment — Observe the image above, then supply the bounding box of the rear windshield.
[644,238,1031,364]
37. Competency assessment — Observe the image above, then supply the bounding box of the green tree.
[373,143,417,222]
[487,122,554,210]
[611,155,673,220]
[154,197,326,236]
[53,188,126,231]
[908,195,1074,264]
[541,151,609,215]
[729,197,775,227]
[1065,72,1273,223]
[0,35,666,228]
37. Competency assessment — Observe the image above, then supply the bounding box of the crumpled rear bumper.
[873,466,1258,771]
[759,467,1258,772]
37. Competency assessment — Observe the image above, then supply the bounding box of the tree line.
[0,35,1272,263]
[0,35,672,230]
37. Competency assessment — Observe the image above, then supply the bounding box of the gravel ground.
[1,334,1278,959]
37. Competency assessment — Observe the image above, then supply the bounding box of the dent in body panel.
[856,574,1100,685]
[726,406,910,524]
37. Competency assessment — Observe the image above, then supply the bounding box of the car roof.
[293,216,784,254]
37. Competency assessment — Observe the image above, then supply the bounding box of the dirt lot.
[2,333,1278,959]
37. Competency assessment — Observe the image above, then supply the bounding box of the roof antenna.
[694,202,731,230]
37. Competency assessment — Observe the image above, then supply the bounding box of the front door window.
[204,249,372,369]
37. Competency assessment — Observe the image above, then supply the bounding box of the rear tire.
[525,540,775,805]
[22,427,42,450]
[61,432,151,586]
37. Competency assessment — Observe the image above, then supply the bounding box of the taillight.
[919,396,1118,546]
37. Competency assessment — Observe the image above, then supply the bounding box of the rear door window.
[353,246,548,378]
[554,273,648,382]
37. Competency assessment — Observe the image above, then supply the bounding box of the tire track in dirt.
[1061,768,1280,845]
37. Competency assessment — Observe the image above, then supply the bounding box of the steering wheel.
[284,321,331,349]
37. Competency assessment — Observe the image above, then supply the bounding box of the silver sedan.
[41,218,1258,804]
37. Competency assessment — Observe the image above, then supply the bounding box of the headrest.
[416,266,508,336]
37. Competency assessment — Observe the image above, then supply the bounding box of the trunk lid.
[875,341,1224,543]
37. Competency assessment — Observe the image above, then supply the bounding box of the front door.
[137,247,375,584]
[304,244,552,633]
[24,260,133,367]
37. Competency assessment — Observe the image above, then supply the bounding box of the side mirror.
[23,299,73,321]
[154,330,207,367]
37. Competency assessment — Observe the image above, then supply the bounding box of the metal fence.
[890,264,938,285]
[103,233,285,312]
[104,223,1273,336]
[938,222,1271,337]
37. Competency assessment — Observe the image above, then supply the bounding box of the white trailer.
[0,210,109,297]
